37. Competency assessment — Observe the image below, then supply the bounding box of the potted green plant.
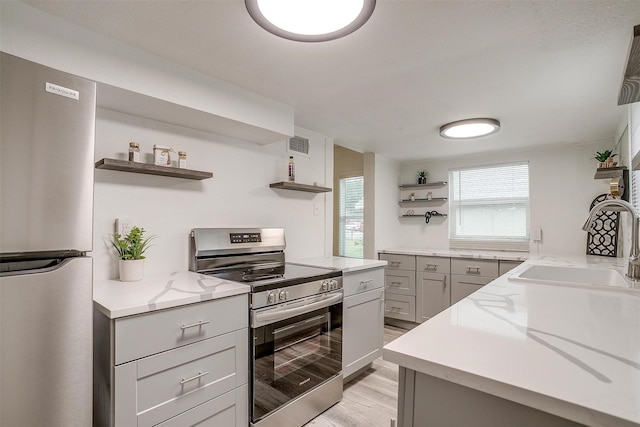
[594,150,618,169]
[417,171,428,184]
[110,226,156,282]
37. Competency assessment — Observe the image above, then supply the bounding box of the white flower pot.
[119,259,145,282]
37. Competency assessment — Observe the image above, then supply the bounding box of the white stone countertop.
[94,271,250,319]
[287,256,387,273]
[379,247,530,261]
[383,255,640,427]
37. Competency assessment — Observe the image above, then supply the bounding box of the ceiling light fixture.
[245,0,376,42]
[439,118,501,139]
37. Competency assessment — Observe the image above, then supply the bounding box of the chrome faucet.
[582,199,640,281]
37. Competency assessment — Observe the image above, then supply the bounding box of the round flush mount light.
[439,118,501,139]
[245,0,376,42]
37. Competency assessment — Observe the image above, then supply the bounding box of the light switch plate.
[532,228,542,242]
[116,218,133,236]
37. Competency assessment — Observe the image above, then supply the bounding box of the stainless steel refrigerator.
[0,52,96,426]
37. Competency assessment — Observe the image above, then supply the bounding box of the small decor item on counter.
[594,150,618,168]
[178,151,187,169]
[154,145,173,166]
[427,191,433,200]
[128,142,140,162]
[288,156,295,182]
[417,171,428,184]
[110,226,156,282]
[410,192,415,201]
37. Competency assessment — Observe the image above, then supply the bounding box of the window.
[338,176,364,258]
[449,162,530,251]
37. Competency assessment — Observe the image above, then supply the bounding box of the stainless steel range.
[190,228,343,427]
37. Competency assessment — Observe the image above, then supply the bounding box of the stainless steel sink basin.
[509,264,640,293]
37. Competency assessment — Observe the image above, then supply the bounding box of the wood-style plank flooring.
[305,325,407,427]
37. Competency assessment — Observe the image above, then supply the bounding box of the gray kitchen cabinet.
[380,254,416,322]
[451,258,499,304]
[343,267,385,380]
[416,256,451,322]
[94,294,249,427]
[499,260,523,276]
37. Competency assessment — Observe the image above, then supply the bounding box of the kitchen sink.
[509,264,640,294]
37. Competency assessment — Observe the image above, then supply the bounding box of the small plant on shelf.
[594,150,617,168]
[417,171,428,184]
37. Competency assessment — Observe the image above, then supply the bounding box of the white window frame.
[449,161,531,252]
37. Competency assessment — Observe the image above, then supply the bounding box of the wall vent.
[288,136,310,157]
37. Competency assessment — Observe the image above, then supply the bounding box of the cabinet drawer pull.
[425,264,438,271]
[180,320,210,330]
[180,370,209,385]
[466,266,481,273]
[360,279,373,288]
[390,306,402,311]
[390,281,402,286]
[390,261,401,267]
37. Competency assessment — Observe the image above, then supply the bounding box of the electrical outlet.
[313,203,320,216]
[115,218,133,236]
[532,228,542,242]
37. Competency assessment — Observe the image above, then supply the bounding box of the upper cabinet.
[618,24,640,105]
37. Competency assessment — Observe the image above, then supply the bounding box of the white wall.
[397,142,613,255]
[371,153,403,255]
[94,110,333,280]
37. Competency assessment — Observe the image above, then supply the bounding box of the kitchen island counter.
[94,271,249,319]
[384,255,640,427]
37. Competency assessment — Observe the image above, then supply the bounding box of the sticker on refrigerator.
[45,82,79,100]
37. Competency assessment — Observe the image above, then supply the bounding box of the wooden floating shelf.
[269,182,332,193]
[399,181,447,190]
[95,158,213,180]
[594,166,627,179]
[399,214,448,218]
[398,198,447,206]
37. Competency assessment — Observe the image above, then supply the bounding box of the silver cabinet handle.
[180,320,210,330]
[466,266,481,273]
[425,264,438,271]
[360,279,373,288]
[390,281,402,286]
[390,261,401,267]
[180,371,209,385]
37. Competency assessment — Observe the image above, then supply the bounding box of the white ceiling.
[22,0,640,161]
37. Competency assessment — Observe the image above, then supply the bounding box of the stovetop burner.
[206,263,340,293]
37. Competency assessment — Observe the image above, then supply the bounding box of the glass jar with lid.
[128,142,140,162]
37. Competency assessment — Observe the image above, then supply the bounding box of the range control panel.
[229,232,262,244]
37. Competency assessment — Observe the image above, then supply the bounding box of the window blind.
[449,162,530,251]
[338,176,364,258]
[630,104,640,210]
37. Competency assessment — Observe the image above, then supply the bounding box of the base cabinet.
[343,268,385,379]
[416,272,450,322]
[94,294,249,427]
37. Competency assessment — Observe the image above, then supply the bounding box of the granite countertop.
[94,271,250,319]
[383,255,640,426]
[287,256,387,273]
[379,247,530,261]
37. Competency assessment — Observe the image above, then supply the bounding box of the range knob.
[330,279,338,289]
[267,292,276,304]
[279,290,287,301]
[321,281,328,291]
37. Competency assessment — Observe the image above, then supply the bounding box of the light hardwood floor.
[305,325,407,427]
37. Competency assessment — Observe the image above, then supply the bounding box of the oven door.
[251,290,343,423]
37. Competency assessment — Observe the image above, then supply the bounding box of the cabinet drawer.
[343,267,384,297]
[155,384,248,427]
[451,275,494,304]
[451,258,499,278]
[115,294,248,365]
[384,294,415,322]
[379,254,415,271]
[499,260,523,276]
[384,272,416,296]
[115,329,248,427]
[416,256,450,274]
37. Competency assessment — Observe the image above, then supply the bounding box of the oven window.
[252,304,342,422]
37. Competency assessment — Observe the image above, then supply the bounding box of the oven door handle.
[253,291,343,327]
